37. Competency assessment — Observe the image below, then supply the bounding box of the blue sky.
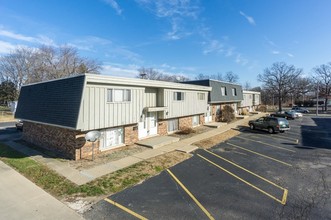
[1,0,331,87]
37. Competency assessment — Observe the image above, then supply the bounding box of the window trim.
[232,88,237,96]
[107,88,131,103]
[173,91,185,101]
[197,92,205,101]
[221,87,227,96]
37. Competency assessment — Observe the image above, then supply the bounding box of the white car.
[289,110,303,117]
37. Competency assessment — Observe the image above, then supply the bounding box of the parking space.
[85,116,331,219]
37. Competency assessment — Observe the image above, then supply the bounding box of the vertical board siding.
[79,85,144,131]
[163,89,208,119]
[144,88,157,107]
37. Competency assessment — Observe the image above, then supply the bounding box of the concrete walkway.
[0,161,83,220]
[4,113,263,186]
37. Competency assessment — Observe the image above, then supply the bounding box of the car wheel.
[250,124,255,130]
[280,130,285,133]
[268,127,274,134]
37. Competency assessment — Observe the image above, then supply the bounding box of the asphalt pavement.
[85,116,331,219]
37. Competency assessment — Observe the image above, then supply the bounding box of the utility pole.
[316,82,319,116]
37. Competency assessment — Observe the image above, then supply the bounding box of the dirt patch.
[169,125,214,140]
[69,144,149,170]
[193,129,241,149]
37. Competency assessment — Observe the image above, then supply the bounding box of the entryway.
[138,112,158,139]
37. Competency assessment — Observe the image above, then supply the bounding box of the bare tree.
[258,62,302,111]
[224,71,239,83]
[137,67,189,82]
[243,81,251,90]
[195,73,210,80]
[313,63,331,111]
[292,77,313,103]
[0,45,101,90]
[0,47,35,90]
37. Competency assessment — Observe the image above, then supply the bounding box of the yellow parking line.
[104,198,148,220]
[226,142,292,167]
[197,154,288,205]
[235,136,296,153]
[166,169,215,220]
[203,149,286,190]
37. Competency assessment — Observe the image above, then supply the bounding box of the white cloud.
[136,0,200,18]
[239,11,256,26]
[0,27,56,46]
[0,28,35,42]
[101,63,139,77]
[225,47,235,57]
[272,50,280,54]
[0,40,17,53]
[202,39,223,55]
[136,0,201,40]
[103,0,122,15]
[235,54,248,66]
[287,53,294,57]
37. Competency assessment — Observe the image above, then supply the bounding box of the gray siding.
[77,84,144,131]
[182,80,243,103]
[209,80,243,103]
[15,75,85,129]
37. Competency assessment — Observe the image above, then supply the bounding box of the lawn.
[0,111,14,122]
[0,143,191,199]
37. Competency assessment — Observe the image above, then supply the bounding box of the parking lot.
[85,116,331,219]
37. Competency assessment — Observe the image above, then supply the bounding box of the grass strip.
[0,143,190,199]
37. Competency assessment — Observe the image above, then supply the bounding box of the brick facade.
[22,121,81,160]
[23,114,204,160]
[179,116,192,130]
[23,122,140,160]
[158,120,168,135]
[124,124,139,145]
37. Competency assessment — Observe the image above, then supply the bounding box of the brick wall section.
[199,114,204,125]
[158,120,168,135]
[22,121,80,160]
[23,122,139,160]
[179,116,192,130]
[124,125,139,145]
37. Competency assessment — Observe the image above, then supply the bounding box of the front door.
[205,105,212,123]
[138,112,158,139]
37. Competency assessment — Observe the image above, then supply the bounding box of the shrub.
[221,105,235,123]
[257,105,267,112]
[241,108,249,115]
[175,127,196,135]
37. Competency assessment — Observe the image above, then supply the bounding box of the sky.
[1,0,331,87]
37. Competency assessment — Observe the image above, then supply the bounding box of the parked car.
[291,106,309,113]
[15,120,23,131]
[289,110,303,117]
[249,116,290,134]
[270,111,297,120]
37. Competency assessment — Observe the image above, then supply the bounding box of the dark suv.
[248,116,290,134]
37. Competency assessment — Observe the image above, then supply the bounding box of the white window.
[174,92,184,101]
[100,127,124,151]
[232,88,237,96]
[168,119,179,132]
[192,115,200,127]
[221,87,227,96]
[197,93,205,100]
[107,89,131,102]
